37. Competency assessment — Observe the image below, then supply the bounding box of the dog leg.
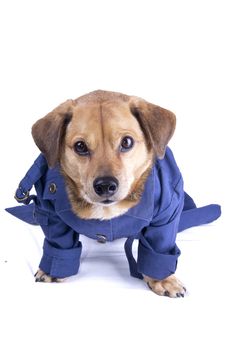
[34,269,65,283]
[144,274,186,298]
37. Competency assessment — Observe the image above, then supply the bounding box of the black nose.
[93,177,119,197]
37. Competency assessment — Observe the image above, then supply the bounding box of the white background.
[0,1,232,349]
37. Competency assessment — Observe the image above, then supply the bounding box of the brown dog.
[32,90,186,297]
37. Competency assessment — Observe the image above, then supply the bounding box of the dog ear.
[32,100,74,168]
[129,97,176,159]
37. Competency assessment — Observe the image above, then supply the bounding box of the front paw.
[144,274,186,298]
[34,269,64,283]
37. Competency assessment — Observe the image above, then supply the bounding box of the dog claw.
[176,292,184,298]
[164,290,170,297]
[35,277,44,282]
[35,276,45,282]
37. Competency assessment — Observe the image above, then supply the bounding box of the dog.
[7,90,221,297]
[31,90,185,297]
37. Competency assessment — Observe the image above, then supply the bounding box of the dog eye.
[74,141,90,156]
[120,136,134,152]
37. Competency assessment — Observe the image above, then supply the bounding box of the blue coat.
[6,148,221,280]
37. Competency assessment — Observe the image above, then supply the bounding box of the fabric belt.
[124,237,143,279]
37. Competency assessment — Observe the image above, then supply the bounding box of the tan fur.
[35,269,64,283]
[60,100,153,219]
[32,90,176,220]
[144,274,186,298]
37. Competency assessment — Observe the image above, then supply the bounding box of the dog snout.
[93,176,119,197]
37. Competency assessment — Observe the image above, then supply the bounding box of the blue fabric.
[40,240,82,279]
[6,148,221,280]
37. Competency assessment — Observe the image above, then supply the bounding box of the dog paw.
[34,269,64,283]
[144,274,186,298]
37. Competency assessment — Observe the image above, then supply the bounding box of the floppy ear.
[129,97,176,159]
[31,100,74,168]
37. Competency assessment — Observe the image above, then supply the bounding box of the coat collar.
[42,165,158,223]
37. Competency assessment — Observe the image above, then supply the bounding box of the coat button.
[96,234,107,243]
[49,183,57,194]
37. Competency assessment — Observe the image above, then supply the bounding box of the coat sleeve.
[34,206,82,279]
[137,176,184,280]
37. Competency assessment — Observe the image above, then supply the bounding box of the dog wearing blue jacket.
[7,90,221,297]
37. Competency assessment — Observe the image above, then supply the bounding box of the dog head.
[32,90,176,219]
